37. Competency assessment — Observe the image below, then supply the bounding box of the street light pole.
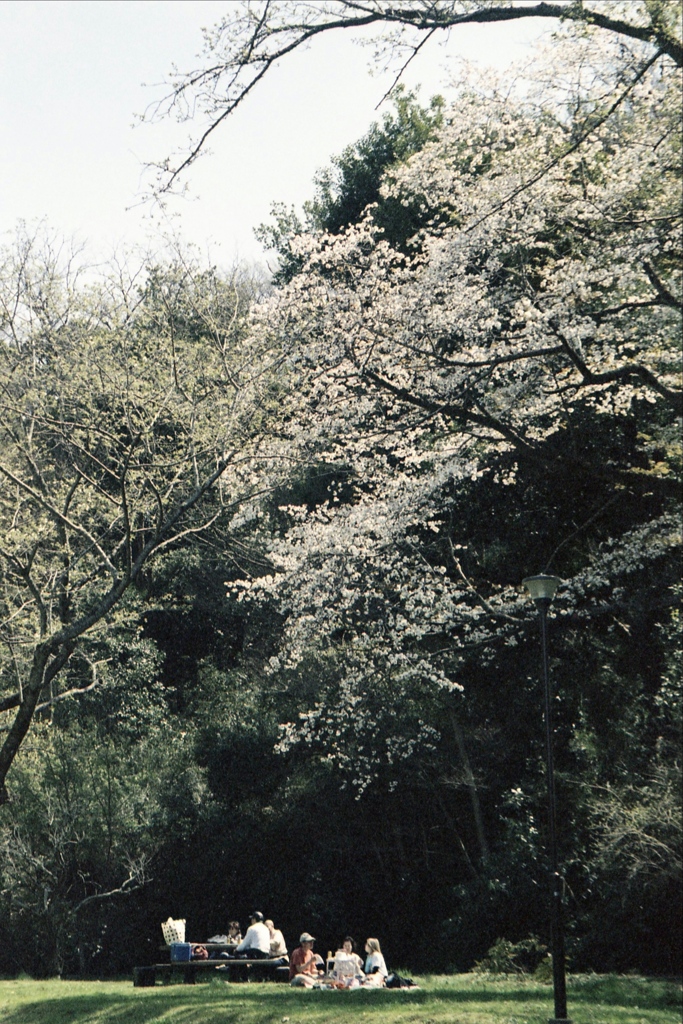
[523,575,572,1024]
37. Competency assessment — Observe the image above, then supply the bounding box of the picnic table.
[133,943,290,986]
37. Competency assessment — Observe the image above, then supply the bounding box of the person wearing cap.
[233,912,271,959]
[289,932,321,986]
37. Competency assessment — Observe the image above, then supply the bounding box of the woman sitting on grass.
[331,936,364,986]
[363,938,388,986]
[334,937,364,974]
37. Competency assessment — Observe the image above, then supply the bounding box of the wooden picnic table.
[135,944,289,986]
[160,942,237,953]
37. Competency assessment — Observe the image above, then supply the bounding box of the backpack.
[386,972,417,988]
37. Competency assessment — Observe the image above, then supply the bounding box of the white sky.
[0,0,550,268]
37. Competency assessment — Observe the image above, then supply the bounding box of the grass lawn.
[0,973,680,1024]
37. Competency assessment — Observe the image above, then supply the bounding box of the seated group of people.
[210,912,288,961]
[290,933,387,988]
[208,915,396,989]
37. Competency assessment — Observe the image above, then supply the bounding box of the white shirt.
[269,928,288,955]
[334,950,364,974]
[365,951,388,977]
[236,921,271,954]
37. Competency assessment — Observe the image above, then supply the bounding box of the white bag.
[161,917,186,944]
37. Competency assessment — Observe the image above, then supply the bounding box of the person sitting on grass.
[289,932,323,987]
[333,936,364,982]
[363,938,388,986]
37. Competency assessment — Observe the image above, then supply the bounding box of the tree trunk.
[451,712,490,866]
[0,645,50,804]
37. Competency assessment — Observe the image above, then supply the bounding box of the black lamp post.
[522,574,572,1024]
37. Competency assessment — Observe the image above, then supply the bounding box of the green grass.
[0,974,680,1024]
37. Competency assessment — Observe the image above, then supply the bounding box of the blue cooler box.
[170,942,192,962]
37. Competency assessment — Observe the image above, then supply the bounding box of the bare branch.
[0,463,120,581]
[447,540,521,623]
[72,860,149,914]
[145,1,680,195]
[0,677,100,727]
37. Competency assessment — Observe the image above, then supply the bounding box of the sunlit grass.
[0,974,680,1024]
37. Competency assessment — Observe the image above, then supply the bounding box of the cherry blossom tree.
[231,26,681,796]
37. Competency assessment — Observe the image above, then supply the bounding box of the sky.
[0,1,550,268]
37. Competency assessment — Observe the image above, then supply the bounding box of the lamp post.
[522,574,572,1024]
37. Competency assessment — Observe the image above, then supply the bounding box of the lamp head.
[523,574,561,604]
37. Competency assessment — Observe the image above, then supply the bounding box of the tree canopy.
[234,21,681,786]
[255,87,445,283]
[1,1,680,981]
[220,15,680,970]
[0,234,282,802]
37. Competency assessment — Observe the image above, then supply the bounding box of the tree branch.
[72,861,149,914]
[0,655,106,720]
[147,0,680,194]
[0,451,240,800]
[463,47,666,236]
[447,540,521,623]
[0,642,74,805]
[0,463,120,580]
[557,335,683,415]
[361,366,680,496]
[642,260,682,311]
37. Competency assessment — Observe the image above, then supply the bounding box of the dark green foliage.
[3,397,679,977]
[305,86,444,241]
[255,88,444,283]
[473,935,549,976]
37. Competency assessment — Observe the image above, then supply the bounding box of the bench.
[133,957,290,986]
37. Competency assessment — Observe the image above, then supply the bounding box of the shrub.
[473,936,549,976]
